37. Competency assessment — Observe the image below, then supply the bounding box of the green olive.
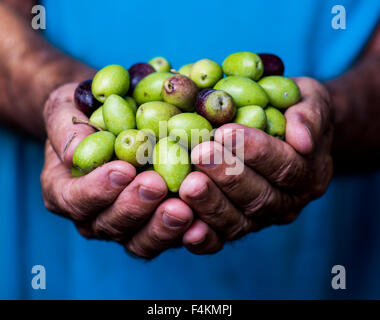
[265,106,286,139]
[258,76,301,109]
[73,131,116,174]
[149,57,171,72]
[133,72,172,105]
[103,95,136,135]
[153,137,191,192]
[190,59,223,89]
[124,96,137,114]
[178,63,193,77]
[136,101,181,138]
[222,52,264,81]
[71,167,85,178]
[92,65,130,103]
[89,106,107,130]
[214,76,269,108]
[234,105,267,130]
[115,129,154,167]
[168,113,213,149]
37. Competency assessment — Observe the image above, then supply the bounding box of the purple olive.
[162,74,199,112]
[128,63,155,95]
[195,89,236,126]
[74,79,101,116]
[258,53,285,77]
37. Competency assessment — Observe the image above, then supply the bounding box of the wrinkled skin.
[41,84,194,259]
[41,77,333,258]
[3,2,380,260]
[179,77,334,254]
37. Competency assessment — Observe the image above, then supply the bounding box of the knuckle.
[201,196,228,220]
[243,185,274,217]
[273,161,293,185]
[242,131,272,166]
[125,239,155,260]
[40,167,48,185]
[219,172,243,194]
[93,218,122,241]
[209,243,224,254]
[298,77,331,106]
[272,158,305,187]
[190,242,224,255]
[311,157,333,198]
[119,203,149,226]
[317,83,332,106]
[42,195,55,213]
[75,223,96,239]
[314,102,323,123]
[63,185,112,222]
[314,100,330,132]
[40,174,62,214]
[93,207,147,240]
[93,219,112,240]
[93,211,142,242]
[275,211,300,225]
[311,78,325,91]
[252,137,271,162]
[81,185,111,206]
[311,183,326,199]
[150,223,168,243]
[303,77,324,92]
[224,218,251,241]
[60,185,88,221]
[43,85,72,122]
[43,92,56,124]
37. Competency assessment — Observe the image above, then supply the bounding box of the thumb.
[42,141,137,221]
[44,83,95,167]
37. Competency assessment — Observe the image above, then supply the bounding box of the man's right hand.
[41,83,194,259]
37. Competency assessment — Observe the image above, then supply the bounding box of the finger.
[286,77,332,155]
[214,124,309,190]
[92,171,168,241]
[75,221,96,239]
[190,141,295,217]
[41,141,137,221]
[44,83,95,167]
[183,220,224,255]
[179,171,253,240]
[124,198,193,259]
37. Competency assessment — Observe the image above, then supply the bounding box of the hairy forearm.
[0,3,95,138]
[327,54,380,172]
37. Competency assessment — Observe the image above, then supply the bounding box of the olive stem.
[170,69,179,74]
[72,116,103,131]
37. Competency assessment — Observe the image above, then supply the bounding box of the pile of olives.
[72,52,301,192]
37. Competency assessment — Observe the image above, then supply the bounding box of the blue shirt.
[1,0,380,299]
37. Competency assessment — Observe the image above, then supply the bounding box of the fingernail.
[139,186,164,201]
[200,163,218,169]
[109,171,132,187]
[189,184,208,201]
[199,152,220,169]
[162,212,188,228]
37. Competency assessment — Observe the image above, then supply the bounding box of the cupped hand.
[179,77,334,254]
[41,83,193,259]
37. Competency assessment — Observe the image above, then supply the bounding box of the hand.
[41,83,193,259]
[179,77,334,254]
